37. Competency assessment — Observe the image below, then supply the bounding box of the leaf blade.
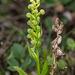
[14,67,28,75]
[41,60,48,75]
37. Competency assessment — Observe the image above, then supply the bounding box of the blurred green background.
[0,0,75,75]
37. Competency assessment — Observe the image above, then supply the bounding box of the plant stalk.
[51,54,56,75]
[36,47,40,75]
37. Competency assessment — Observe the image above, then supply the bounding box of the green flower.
[40,9,45,15]
[28,4,34,9]
[33,10,38,14]
[26,13,31,18]
[32,20,37,26]
[31,40,37,45]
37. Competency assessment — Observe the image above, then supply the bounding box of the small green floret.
[36,26,40,31]
[33,10,38,14]
[40,9,45,15]
[26,13,31,18]
[32,20,37,26]
[28,4,34,9]
[31,40,37,45]
[37,17,40,22]
[30,0,34,2]
[27,29,33,33]
[27,34,31,39]
[27,20,32,25]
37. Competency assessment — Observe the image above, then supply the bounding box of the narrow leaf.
[14,67,28,75]
[41,60,48,75]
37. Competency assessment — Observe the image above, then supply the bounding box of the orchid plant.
[14,0,47,75]
[14,0,65,75]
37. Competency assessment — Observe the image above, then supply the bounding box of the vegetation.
[0,0,75,75]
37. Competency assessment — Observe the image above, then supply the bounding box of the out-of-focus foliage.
[14,67,28,75]
[67,38,75,50]
[45,17,53,30]
[70,2,75,12]
[57,60,67,69]
[45,0,55,7]
[60,0,71,4]
[7,43,36,71]
[41,60,48,75]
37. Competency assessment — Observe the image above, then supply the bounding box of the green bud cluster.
[26,0,45,49]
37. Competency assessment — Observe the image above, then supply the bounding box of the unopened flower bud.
[37,17,40,22]
[40,9,45,15]
[37,0,40,3]
[33,10,38,14]
[36,26,40,31]
[30,0,34,2]
[28,4,34,9]
[27,20,32,25]
[27,29,33,33]
[31,48,34,50]
[32,32,37,38]
[28,29,37,38]
[26,13,31,18]
[27,34,31,39]
[31,40,37,45]
[32,20,37,26]
[31,48,35,51]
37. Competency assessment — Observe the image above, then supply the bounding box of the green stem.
[36,47,40,75]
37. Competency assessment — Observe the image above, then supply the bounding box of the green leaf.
[23,8,29,14]
[27,57,36,68]
[57,60,67,69]
[27,42,37,61]
[21,56,31,69]
[70,2,75,12]
[21,56,36,69]
[7,58,19,66]
[67,38,75,50]
[7,58,19,71]
[46,0,54,3]
[40,0,45,4]
[46,0,56,7]
[14,67,28,75]
[47,56,53,66]
[11,43,26,59]
[60,17,68,25]
[0,72,1,75]
[7,66,16,71]
[42,48,48,59]
[66,54,69,60]
[2,0,11,4]
[0,5,9,15]
[45,17,53,30]
[60,0,71,4]
[41,60,48,75]
[61,35,67,48]
[7,51,13,59]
